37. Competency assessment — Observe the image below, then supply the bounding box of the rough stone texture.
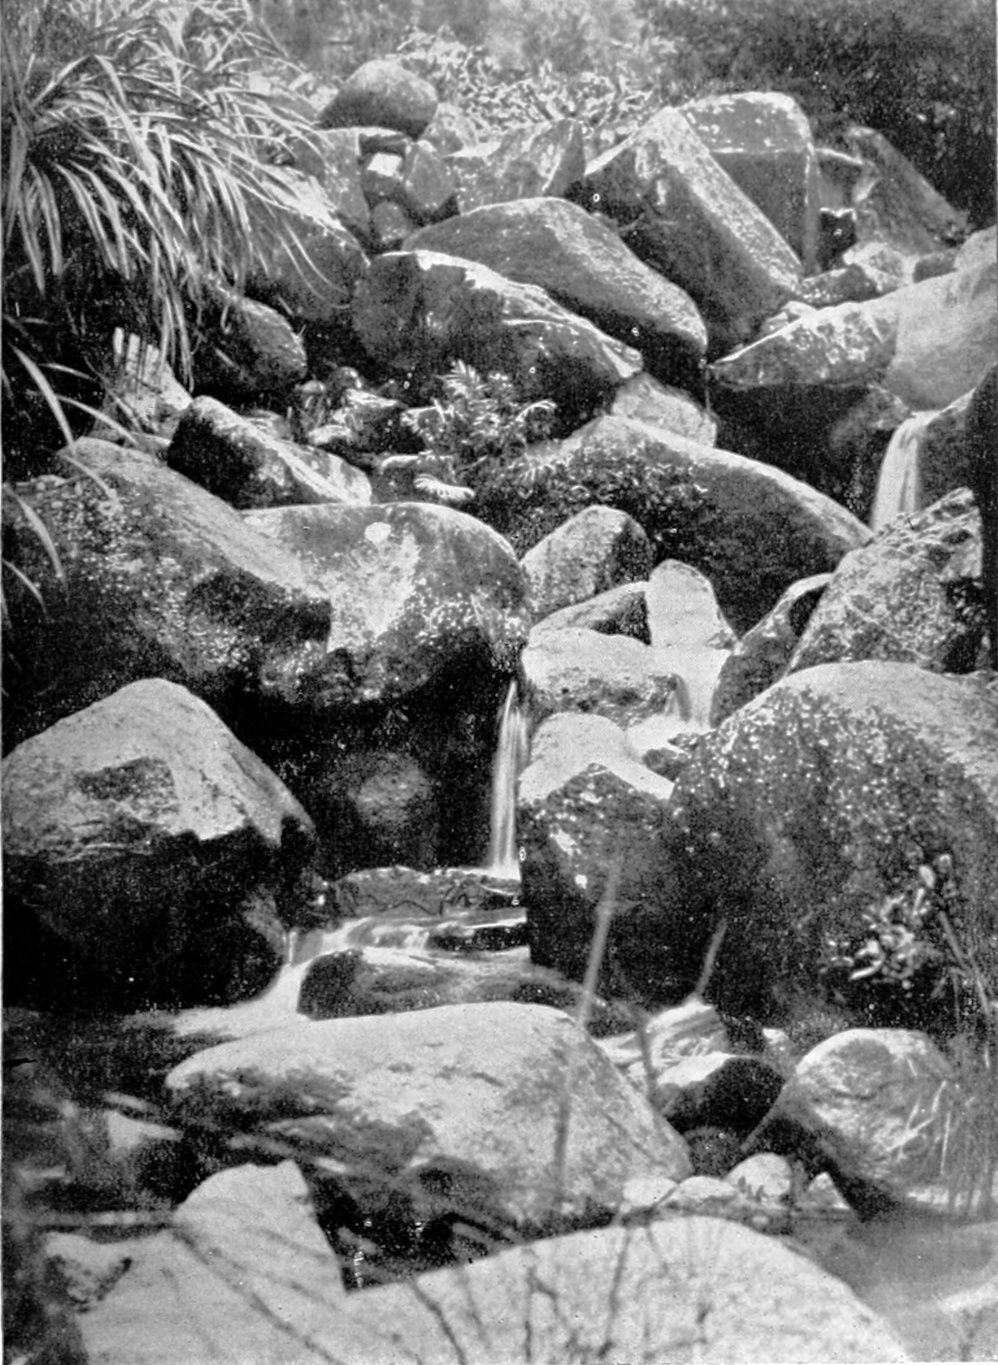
[529,581,650,642]
[521,627,682,728]
[318,59,437,138]
[664,662,998,1028]
[844,125,970,257]
[352,250,641,422]
[583,107,802,355]
[797,259,900,308]
[407,197,707,385]
[448,119,585,211]
[522,505,653,621]
[711,573,830,725]
[756,1029,992,1217]
[397,140,458,224]
[913,390,976,510]
[610,374,718,445]
[244,501,529,708]
[167,396,372,509]
[291,127,371,239]
[193,290,307,403]
[255,212,370,323]
[682,91,820,270]
[518,711,678,990]
[327,865,522,924]
[2,680,312,1004]
[167,1002,691,1227]
[2,443,332,748]
[513,416,868,634]
[787,489,984,675]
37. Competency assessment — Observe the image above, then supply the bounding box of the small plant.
[381,362,556,505]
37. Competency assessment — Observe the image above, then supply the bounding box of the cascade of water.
[871,412,934,530]
[486,680,529,878]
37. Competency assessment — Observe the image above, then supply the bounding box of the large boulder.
[317,59,437,139]
[787,489,985,675]
[2,679,313,1008]
[582,108,802,354]
[447,119,585,211]
[521,627,682,728]
[244,501,529,708]
[406,197,707,386]
[610,374,718,444]
[662,662,998,1030]
[530,581,650,642]
[682,92,820,271]
[352,250,641,423]
[521,505,652,621]
[844,125,970,258]
[167,1002,692,1229]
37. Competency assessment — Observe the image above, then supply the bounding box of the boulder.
[518,711,678,989]
[1,680,312,1007]
[448,119,585,211]
[167,1002,692,1228]
[167,396,372,509]
[844,125,970,257]
[651,1052,785,1136]
[406,197,707,386]
[244,500,528,708]
[327,865,521,924]
[2,443,332,747]
[255,213,370,324]
[192,290,307,403]
[529,581,650,642]
[352,250,641,423]
[787,489,985,675]
[905,390,977,511]
[582,108,802,354]
[610,374,718,445]
[598,996,732,1087]
[290,127,371,239]
[711,574,830,725]
[397,141,458,224]
[522,505,652,621]
[682,92,820,270]
[521,627,682,728]
[755,1029,994,1217]
[664,662,998,1029]
[797,258,901,308]
[318,59,437,139]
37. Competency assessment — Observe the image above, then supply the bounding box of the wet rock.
[167,396,372,509]
[352,250,641,422]
[664,662,998,1031]
[521,627,681,728]
[407,197,707,386]
[529,581,650,642]
[318,60,437,139]
[244,500,529,708]
[2,680,312,1007]
[582,108,801,354]
[328,865,521,922]
[787,489,984,675]
[522,505,652,621]
[609,374,718,444]
[449,119,585,210]
[711,573,831,724]
[304,748,440,874]
[167,1002,692,1228]
[682,92,820,270]
[192,289,307,404]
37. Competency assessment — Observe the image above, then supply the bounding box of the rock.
[664,1172,743,1205]
[787,489,984,675]
[318,60,437,139]
[582,107,802,354]
[44,1234,131,1309]
[1,680,312,1007]
[711,574,829,724]
[449,119,585,211]
[103,332,191,439]
[755,1029,993,1217]
[360,149,404,206]
[256,212,370,324]
[652,1053,785,1136]
[303,748,439,874]
[797,259,901,308]
[955,224,998,272]
[291,127,371,240]
[353,250,641,424]
[967,365,997,669]
[521,627,682,728]
[598,996,731,1084]
[727,1153,795,1205]
[167,396,372,509]
[327,865,522,923]
[368,198,417,249]
[518,711,677,989]
[844,125,970,257]
[407,197,707,386]
[420,99,478,154]
[529,581,650,642]
[166,1002,692,1228]
[682,92,820,270]
[905,390,977,511]
[244,501,529,708]
[192,289,307,403]
[522,505,652,621]
[644,559,736,723]
[610,374,718,445]
[2,443,336,745]
[664,662,998,1030]
[397,141,458,225]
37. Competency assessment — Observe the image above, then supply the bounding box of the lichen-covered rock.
[787,489,984,674]
[529,581,650,642]
[521,627,682,728]
[2,680,312,1007]
[318,59,437,138]
[583,108,802,354]
[522,505,652,621]
[167,396,372,509]
[447,119,585,211]
[610,374,718,444]
[406,196,707,385]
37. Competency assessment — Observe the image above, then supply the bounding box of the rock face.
[2,680,312,1007]
[583,108,802,354]
[406,196,707,385]
[167,1002,692,1228]
[448,119,586,211]
[521,628,682,728]
[663,662,998,1028]
[317,59,437,138]
[521,505,652,621]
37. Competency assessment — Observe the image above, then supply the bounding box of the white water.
[486,681,529,878]
[871,412,934,530]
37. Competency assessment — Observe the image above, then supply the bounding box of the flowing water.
[871,411,935,530]
[486,680,529,878]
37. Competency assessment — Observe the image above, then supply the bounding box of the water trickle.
[871,412,934,530]
[486,681,529,879]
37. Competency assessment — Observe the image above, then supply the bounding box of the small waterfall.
[486,681,529,878]
[871,412,933,530]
